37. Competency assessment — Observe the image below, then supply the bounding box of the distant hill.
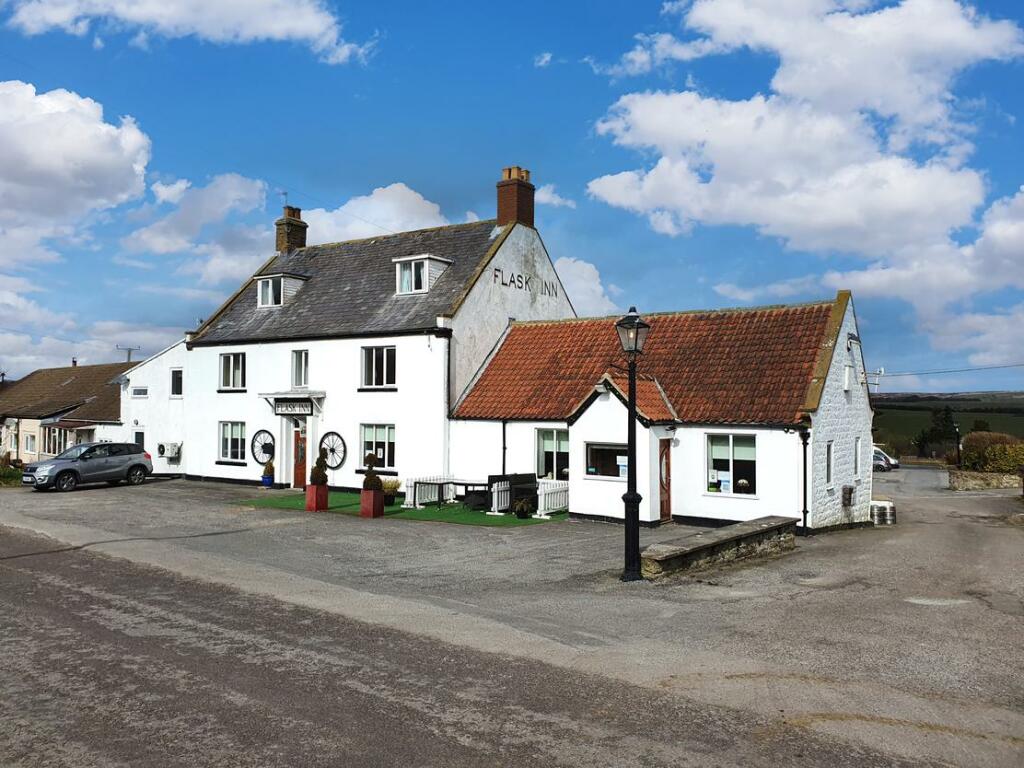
[872,391,1024,456]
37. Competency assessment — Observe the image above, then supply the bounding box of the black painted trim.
[189,326,453,349]
[567,512,663,528]
[357,387,398,393]
[671,515,739,529]
[355,468,398,477]
[215,460,247,467]
[216,388,247,394]
[184,474,261,487]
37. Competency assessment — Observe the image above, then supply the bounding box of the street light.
[615,306,651,582]
[954,421,962,467]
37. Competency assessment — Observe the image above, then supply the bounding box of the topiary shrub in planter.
[261,459,275,488]
[381,478,401,507]
[512,497,534,520]
[305,448,329,512]
[360,453,385,518]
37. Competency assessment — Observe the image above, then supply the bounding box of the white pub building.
[122,167,873,530]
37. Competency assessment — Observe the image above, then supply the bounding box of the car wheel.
[56,472,78,492]
[127,466,146,486]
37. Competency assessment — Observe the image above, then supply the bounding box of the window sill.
[217,388,247,394]
[169,396,183,400]
[216,460,247,467]
[357,387,397,393]
[584,474,627,482]
[356,468,398,477]
[702,492,760,500]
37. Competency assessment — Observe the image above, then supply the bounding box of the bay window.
[706,434,756,495]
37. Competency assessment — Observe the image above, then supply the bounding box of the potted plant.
[261,459,275,488]
[360,453,385,518]
[305,448,329,512]
[381,478,401,507]
[512,497,534,520]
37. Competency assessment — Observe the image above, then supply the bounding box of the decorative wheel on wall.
[251,430,275,465]
[319,432,347,470]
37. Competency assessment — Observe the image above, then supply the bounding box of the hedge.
[982,443,1024,474]
[961,431,1020,471]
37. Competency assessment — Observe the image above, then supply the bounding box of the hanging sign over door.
[275,399,313,416]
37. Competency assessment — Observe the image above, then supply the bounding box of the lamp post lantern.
[615,306,651,582]
[954,421,962,468]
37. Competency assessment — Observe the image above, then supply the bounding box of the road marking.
[903,597,971,606]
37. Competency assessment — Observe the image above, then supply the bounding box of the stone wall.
[948,469,1022,491]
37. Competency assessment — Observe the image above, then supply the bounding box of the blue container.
[261,475,273,488]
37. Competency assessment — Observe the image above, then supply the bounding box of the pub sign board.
[275,399,313,416]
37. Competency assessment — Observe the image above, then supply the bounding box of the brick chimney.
[275,205,308,252]
[496,166,535,228]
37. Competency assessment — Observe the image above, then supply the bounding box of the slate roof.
[191,220,509,345]
[454,293,847,426]
[0,362,131,422]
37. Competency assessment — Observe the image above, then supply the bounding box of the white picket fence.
[536,479,570,518]
[402,476,457,508]
[489,480,511,515]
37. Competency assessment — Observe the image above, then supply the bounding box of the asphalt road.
[0,526,921,768]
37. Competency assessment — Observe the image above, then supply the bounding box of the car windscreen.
[55,445,90,460]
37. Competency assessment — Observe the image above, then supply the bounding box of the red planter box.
[305,484,328,512]
[360,489,385,518]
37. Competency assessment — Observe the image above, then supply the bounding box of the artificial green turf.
[244,490,563,527]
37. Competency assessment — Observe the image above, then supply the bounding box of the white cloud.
[123,173,266,254]
[927,304,1024,366]
[304,182,449,244]
[534,51,553,67]
[178,224,272,285]
[0,274,75,331]
[554,257,619,316]
[0,80,150,268]
[5,0,372,65]
[714,275,822,303]
[151,178,190,205]
[535,183,577,209]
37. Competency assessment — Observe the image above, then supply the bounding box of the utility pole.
[116,345,141,363]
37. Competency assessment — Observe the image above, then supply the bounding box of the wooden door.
[659,439,672,522]
[293,428,307,489]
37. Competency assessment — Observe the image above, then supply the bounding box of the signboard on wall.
[274,399,313,416]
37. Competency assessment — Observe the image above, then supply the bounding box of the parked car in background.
[873,455,891,473]
[21,442,153,492]
[873,445,900,470]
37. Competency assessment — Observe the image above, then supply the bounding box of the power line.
[879,362,1024,378]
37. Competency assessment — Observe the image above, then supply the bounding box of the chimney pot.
[275,205,308,252]
[496,165,535,227]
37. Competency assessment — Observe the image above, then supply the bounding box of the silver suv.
[22,442,153,492]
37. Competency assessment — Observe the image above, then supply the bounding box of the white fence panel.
[403,476,457,508]
[489,480,510,515]
[536,479,569,518]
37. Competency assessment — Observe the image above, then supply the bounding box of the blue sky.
[0,0,1022,392]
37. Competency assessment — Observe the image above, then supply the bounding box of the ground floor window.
[133,431,146,450]
[9,431,17,451]
[219,422,246,462]
[586,443,627,478]
[707,434,756,495]
[42,427,69,456]
[537,429,569,479]
[24,433,36,453]
[362,424,395,468]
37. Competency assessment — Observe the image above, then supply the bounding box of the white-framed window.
[586,443,628,479]
[131,386,149,398]
[854,436,861,477]
[396,259,426,294]
[42,427,69,456]
[537,429,569,479]
[361,346,396,388]
[361,424,395,468]
[258,276,283,307]
[133,431,145,450]
[170,368,183,397]
[219,422,246,462]
[24,433,36,453]
[292,350,309,388]
[826,441,834,486]
[219,353,246,390]
[706,434,757,495]
[8,431,15,451]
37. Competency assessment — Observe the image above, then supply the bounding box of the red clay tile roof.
[598,374,678,423]
[455,295,844,425]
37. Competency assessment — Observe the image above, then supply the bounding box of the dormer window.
[258,276,283,307]
[397,259,426,294]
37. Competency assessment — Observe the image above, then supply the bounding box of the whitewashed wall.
[449,419,568,481]
[183,333,449,490]
[809,302,873,527]
[450,225,575,402]
[120,341,187,474]
[569,391,658,523]
[668,426,803,524]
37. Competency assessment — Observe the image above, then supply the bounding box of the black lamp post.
[615,306,651,582]
[954,422,962,467]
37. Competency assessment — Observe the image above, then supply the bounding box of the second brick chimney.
[496,166,535,228]
[275,205,308,252]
